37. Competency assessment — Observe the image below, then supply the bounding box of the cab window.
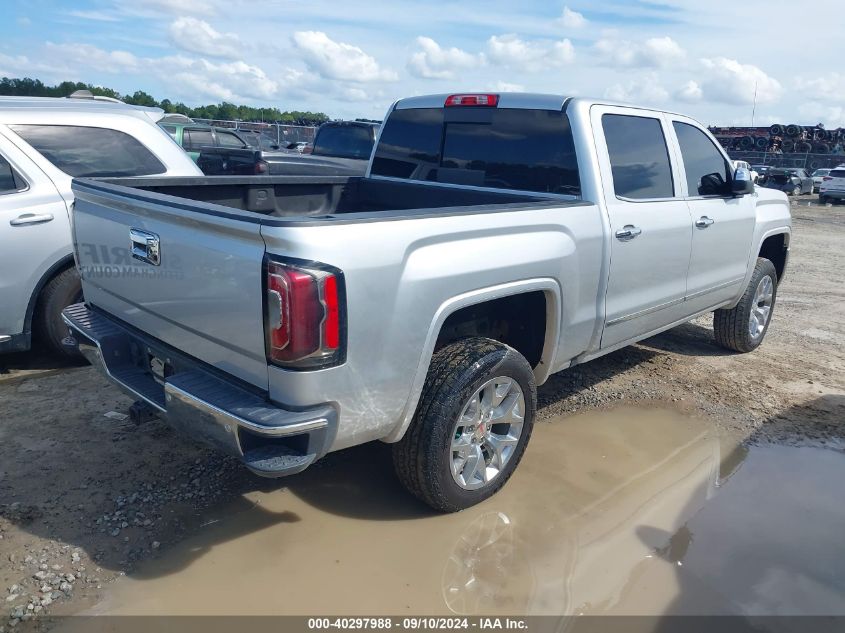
[602,114,674,199]
[673,122,732,196]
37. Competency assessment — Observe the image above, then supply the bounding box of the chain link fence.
[191,119,317,147]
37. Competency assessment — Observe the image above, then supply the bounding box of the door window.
[9,125,165,177]
[0,155,22,193]
[602,114,674,200]
[183,128,214,151]
[673,122,732,197]
[216,131,247,148]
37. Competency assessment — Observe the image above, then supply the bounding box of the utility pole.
[751,81,758,127]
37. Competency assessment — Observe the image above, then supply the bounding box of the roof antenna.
[750,81,758,127]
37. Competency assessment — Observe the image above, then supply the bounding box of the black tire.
[713,258,778,353]
[791,185,801,196]
[35,267,83,359]
[392,337,536,513]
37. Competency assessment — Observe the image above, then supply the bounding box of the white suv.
[819,165,845,205]
[0,95,201,357]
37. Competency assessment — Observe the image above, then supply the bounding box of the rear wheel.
[35,267,83,359]
[393,337,536,512]
[713,258,777,353]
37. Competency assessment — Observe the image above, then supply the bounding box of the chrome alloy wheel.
[749,275,774,340]
[450,376,526,490]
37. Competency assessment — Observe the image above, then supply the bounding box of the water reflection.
[440,411,720,615]
[84,408,845,618]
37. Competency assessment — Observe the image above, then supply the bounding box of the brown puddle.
[82,409,845,617]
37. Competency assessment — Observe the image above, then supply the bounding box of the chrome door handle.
[130,228,161,266]
[10,213,54,226]
[695,216,715,229]
[615,225,642,241]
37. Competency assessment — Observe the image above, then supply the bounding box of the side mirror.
[732,167,755,195]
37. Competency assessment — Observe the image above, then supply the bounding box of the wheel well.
[25,255,76,333]
[434,291,547,368]
[759,233,787,282]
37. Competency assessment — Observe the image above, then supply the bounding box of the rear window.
[371,108,580,196]
[830,170,845,178]
[313,125,374,159]
[10,125,165,177]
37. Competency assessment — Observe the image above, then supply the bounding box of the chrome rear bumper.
[62,303,336,477]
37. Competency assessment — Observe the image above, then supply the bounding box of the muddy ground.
[0,200,843,627]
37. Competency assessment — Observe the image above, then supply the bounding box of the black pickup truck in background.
[197,120,381,176]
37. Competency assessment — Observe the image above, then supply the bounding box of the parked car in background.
[759,168,813,195]
[811,168,832,193]
[0,96,201,357]
[237,130,282,152]
[64,92,790,511]
[733,160,758,183]
[819,166,845,204]
[286,141,309,153]
[272,121,380,176]
[158,120,252,162]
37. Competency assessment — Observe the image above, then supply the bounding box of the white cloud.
[126,0,223,14]
[593,36,685,68]
[795,73,845,104]
[168,17,241,59]
[292,31,398,82]
[675,80,703,103]
[16,16,31,27]
[797,102,845,129]
[66,10,121,22]
[407,36,484,80]
[162,57,279,101]
[487,34,575,72]
[605,73,669,104]
[491,81,525,92]
[559,6,587,29]
[43,43,140,73]
[699,57,782,105]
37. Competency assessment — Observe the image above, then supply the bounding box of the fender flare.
[382,277,562,444]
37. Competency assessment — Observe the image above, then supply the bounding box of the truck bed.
[82,175,572,223]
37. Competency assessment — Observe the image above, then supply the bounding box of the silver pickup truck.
[63,93,791,512]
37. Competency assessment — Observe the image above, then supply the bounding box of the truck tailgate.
[71,180,269,389]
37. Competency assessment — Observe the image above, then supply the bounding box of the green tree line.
[0,77,330,126]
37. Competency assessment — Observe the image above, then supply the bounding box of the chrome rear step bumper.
[62,303,336,477]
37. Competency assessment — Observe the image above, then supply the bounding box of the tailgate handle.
[130,228,161,266]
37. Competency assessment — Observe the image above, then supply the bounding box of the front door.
[592,107,693,349]
[668,117,756,310]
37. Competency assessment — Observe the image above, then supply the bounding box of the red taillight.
[322,274,340,350]
[823,176,833,181]
[254,160,269,175]
[444,94,499,107]
[265,261,343,368]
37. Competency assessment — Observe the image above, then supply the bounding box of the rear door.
[667,117,756,309]
[0,130,70,342]
[72,181,269,389]
[592,106,693,349]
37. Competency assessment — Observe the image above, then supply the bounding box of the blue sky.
[2,0,843,127]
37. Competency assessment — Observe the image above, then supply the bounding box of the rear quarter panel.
[261,202,605,450]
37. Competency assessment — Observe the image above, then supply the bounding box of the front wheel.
[713,258,778,353]
[791,185,801,196]
[393,337,536,512]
